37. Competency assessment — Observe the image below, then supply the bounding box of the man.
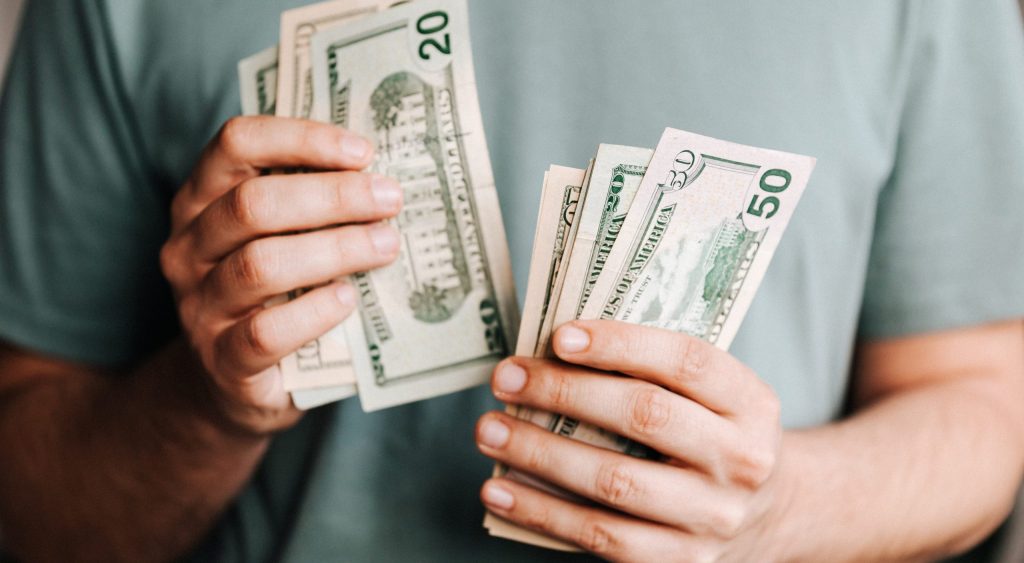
[1,1,1023,561]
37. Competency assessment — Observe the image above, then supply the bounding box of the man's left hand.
[477,320,784,561]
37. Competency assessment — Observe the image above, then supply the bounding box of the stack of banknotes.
[239,0,817,550]
[238,0,519,411]
[483,131,816,548]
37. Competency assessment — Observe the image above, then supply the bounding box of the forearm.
[771,376,1024,561]
[0,340,270,562]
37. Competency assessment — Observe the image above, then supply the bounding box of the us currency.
[497,163,587,494]
[483,165,585,551]
[530,160,594,358]
[238,46,278,116]
[494,161,591,507]
[238,45,358,407]
[510,169,550,358]
[492,129,815,549]
[276,0,388,119]
[583,128,816,338]
[487,147,652,548]
[275,0,400,397]
[515,165,587,358]
[309,0,518,411]
[543,144,653,350]
[290,381,357,410]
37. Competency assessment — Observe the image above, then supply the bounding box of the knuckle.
[229,181,267,228]
[301,121,339,157]
[546,371,575,412]
[626,386,672,437]
[335,226,375,267]
[616,326,646,359]
[728,444,777,489]
[241,313,278,358]
[594,462,642,509]
[218,117,252,156]
[232,242,276,290]
[327,173,357,210]
[576,520,618,556]
[671,337,710,383]
[331,173,372,217]
[309,288,347,326]
[159,241,183,283]
[688,544,724,563]
[757,385,782,421]
[524,439,552,474]
[706,500,747,539]
[520,504,551,532]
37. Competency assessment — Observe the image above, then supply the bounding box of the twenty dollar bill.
[310,0,518,411]
[276,0,388,119]
[238,44,358,407]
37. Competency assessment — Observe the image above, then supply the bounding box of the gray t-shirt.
[2,1,1023,561]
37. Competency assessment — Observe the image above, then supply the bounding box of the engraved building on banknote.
[373,73,470,323]
[637,216,762,340]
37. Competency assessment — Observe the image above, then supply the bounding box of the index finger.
[188,116,374,209]
[551,320,768,416]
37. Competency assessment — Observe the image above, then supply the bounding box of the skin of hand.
[159,115,403,435]
[477,319,1024,562]
[477,320,781,561]
[0,115,403,561]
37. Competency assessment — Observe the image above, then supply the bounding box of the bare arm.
[0,117,402,561]
[773,319,1024,561]
[0,341,268,561]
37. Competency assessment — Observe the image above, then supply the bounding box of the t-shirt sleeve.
[0,0,175,365]
[859,0,1024,339]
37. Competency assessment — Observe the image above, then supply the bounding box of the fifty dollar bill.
[544,144,653,349]
[490,128,815,548]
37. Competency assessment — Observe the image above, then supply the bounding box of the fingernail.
[482,482,515,510]
[478,418,510,449]
[341,135,372,161]
[371,175,403,210]
[495,362,527,394]
[335,284,356,307]
[557,325,590,354]
[369,222,400,255]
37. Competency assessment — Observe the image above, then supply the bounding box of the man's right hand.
[159,116,402,436]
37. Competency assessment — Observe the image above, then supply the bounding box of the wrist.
[158,339,287,443]
[753,430,814,563]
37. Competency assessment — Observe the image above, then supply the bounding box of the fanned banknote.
[486,147,653,548]
[544,144,653,348]
[238,44,358,408]
[514,166,586,358]
[488,129,815,548]
[309,0,518,411]
[482,165,585,551]
[583,128,816,337]
[238,46,278,116]
[274,0,402,399]
[276,0,389,119]
[530,160,593,358]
